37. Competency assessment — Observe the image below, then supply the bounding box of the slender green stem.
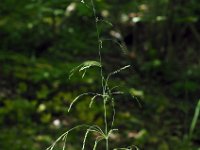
[90,1,109,149]
[104,98,109,150]
[106,138,109,150]
[90,0,105,94]
[104,99,108,134]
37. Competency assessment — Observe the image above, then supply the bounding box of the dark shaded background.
[0,0,200,149]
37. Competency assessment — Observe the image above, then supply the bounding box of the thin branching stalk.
[90,0,105,93]
[90,0,110,149]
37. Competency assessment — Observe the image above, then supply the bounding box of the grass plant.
[47,0,138,149]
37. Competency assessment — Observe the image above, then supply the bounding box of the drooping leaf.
[69,60,101,79]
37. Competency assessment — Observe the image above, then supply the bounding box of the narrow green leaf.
[82,60,101,68]
[189,99,200,138]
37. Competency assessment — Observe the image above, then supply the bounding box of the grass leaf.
[189,99,200,138]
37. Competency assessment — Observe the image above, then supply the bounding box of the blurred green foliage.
[0,0,200,149]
